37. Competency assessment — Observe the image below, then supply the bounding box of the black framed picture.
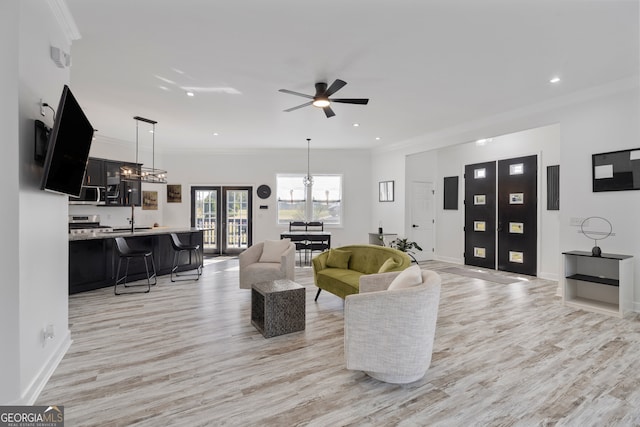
[443,176,458,210]
[379,181,394,202]
[592,148,640,192]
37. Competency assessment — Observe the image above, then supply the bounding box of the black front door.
[464,161,496,269]
[497,155,537,275]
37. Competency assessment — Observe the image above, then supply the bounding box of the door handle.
[412,224,419,228]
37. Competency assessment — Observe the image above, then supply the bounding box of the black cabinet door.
[85,158,105,187]
[69,239,112,294]
[121,162,141,206]
[104,160,141,206]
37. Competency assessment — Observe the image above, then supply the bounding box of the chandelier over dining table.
[303,138,313,187]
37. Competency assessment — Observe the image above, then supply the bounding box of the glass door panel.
[223,187,252,254]
[191,187,220,255]
[191,186,252,255]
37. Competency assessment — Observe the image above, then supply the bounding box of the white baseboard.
[21,329,72,405]
[435,255,463,264]
[538,272,558,281]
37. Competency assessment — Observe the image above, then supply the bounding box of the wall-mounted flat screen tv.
[592,148,640,192]
[40,85,94,197]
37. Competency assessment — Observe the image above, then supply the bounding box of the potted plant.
[390,238,422,263]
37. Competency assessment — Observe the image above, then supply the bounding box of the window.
[277,174,342,225]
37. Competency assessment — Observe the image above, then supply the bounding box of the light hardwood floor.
[37,258,640,426]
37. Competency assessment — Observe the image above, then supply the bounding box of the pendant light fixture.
[303,138,313,187]
[121,116,167,184]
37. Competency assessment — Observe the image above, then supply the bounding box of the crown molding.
[45,0,81,43]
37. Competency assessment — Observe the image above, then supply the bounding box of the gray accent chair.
[344,269,441,383]
[239,241,296,289]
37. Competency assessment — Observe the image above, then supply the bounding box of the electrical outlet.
[42,324,55,346]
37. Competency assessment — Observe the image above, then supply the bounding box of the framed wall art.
[142,191,158,210]
[379,180,394,202]
[167,184,182,203]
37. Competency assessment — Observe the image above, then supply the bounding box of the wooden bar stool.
[114,237,157,295]
[170,233,202,282]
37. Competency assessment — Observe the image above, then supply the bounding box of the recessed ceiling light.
[375,137,381,140]
[549,76,561,84]
[186,91,195,97]
[353,123,360,127]
[213,132,219,136]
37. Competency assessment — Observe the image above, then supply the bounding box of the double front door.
[464,155,537,276]
[191,186,252,255]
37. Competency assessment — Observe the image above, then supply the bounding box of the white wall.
[558,89,640,309]
[405,124,561,279]
[372,81,639,307]
[160,148,372,248]
[0,0,73,404]
[0,0,22,405]
[72,144,373,247]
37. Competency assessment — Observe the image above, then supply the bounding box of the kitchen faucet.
[129,188,135,233]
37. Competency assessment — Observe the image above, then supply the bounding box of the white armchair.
[239,240,296,289]
[344,268,441,383]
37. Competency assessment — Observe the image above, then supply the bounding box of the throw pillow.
[259,239,291,263]
[326,249,351,269]
[388,265,422,290]
[378,257,400,273]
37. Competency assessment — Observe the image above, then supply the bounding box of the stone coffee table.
[251,279,305,338]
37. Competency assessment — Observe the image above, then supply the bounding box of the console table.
[562,250,634,318]
[368,233,397,246]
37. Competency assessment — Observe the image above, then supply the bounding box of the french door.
[464,161,497,270]
[497,155,537,275]
[464,155,537,276]
[191,186,252,255]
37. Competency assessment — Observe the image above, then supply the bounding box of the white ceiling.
[64,0,639,151]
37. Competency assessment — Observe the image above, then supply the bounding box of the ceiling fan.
[279,79,369,118]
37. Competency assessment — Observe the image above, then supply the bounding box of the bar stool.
[170,233,202,282]
[114,237,157,295]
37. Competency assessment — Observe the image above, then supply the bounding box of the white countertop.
[69,227,207,241]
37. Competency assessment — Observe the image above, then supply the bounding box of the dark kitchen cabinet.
[78,157,142,206]
[84,158,105,187]
[104,160,141,206]
[69,230,204,294]
[69,238,114,293]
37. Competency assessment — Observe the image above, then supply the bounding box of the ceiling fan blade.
[278,89,314,99]
[323,106,336,118]
[331,98,369,105]
[284,101,313,112]
[324,79,347,97]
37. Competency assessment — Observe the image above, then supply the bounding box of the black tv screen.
[592,148,640,192]
[40,85,94,197]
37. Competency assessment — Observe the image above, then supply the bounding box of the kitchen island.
[69,228,204,294]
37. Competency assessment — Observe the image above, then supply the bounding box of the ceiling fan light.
[312,98,330,108]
